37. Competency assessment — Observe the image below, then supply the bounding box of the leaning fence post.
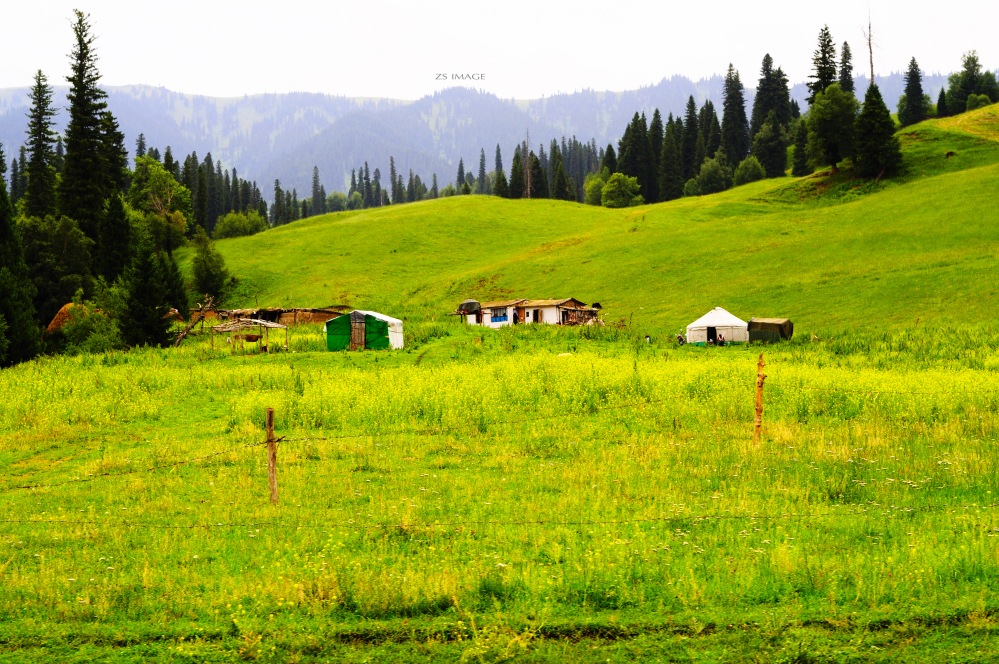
[754,354,766,444]
[266,408,279,504]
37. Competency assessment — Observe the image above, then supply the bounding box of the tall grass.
[1,323,998,648]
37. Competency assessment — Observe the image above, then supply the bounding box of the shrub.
[696,152,733,194]
[600,173,643,208]
[213,211,268,239]
[734,156,766,186]
[966,94,992,112]
[192,227,230,301]
[584,176,605,205]
[682,178,701,197]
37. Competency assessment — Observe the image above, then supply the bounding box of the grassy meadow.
[2,107,999,662]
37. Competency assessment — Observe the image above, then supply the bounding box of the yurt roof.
[687,307,747,330]
[353,310,403,325]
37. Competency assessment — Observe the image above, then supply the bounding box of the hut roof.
[479,299,528,309]
[211,318,288,333]
[523,298,590,309]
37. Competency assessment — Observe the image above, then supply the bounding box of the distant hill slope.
[0,72,958,194]
[177,106,999,334]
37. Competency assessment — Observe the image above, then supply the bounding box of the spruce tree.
[494,144,503,177]
[657,127,684,202]
[311,166,322,214]
[389,157,400,204]
[431,173,439,198]
[9,157,21,206]
[647,109,664,202]
[792,121,811,177]
[24,70,58,219]
[806,84,858,172]
[156,251,189,316]
[53,137,64,174]
[372,169,381,207]
[477,149,487,194]
[854,84,902,179]
[163,146,177,181]
[528,152,548,198]
[493,167,509,198]
[123,248,171,347]
[807,25,838,105]
[135,133,146,161]
[0,143,40,365]
[191,227,229,301]
[406,171,416,202]
[363,163,373,207]
[790,99,801,119]
[456,159,465,192]
[898,57,928,127]
[97,191,131,283]
[752,110,789,178]
[720,65,750,166]
[196,167,209,229]
[20,214,94,326]
[839,42,855,95]
[550,144,572,201]
[602,143,617,173]
[751,56,792,139]
[681,97,700,179]
[936,88,949,118]
[100,110,128,195]
[291,189,299,220]
[509,149,525,199]
[60,11,118,243]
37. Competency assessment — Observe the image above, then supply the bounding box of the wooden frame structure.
[210,318,289,354]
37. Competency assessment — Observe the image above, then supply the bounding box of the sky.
[2,0,995,100]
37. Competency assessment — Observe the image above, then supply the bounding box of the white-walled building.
[455,298,599,327]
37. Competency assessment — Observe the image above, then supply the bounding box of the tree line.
[0,11,240,365]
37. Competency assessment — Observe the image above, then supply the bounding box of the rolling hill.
[179,104,999,335]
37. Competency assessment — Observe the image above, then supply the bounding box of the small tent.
[685,307,748,345]
[748,318,794,343]
[325,310,404,351]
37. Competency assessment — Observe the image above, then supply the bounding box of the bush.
[584,176,605,205]
[734,156,766,186]
[213,211,268,239]
[682,178,701,197]
[696,152,733,194]
[326,192,348,212]
[967,94,992,112]
[600,173,644,208]
[59,285,127,355]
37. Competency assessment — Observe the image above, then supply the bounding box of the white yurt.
[685,307,748,345]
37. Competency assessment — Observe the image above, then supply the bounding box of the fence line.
[0,501,994,532]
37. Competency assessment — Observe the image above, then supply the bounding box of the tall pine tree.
[898,57,928,127]
[854,84,902,179]
[936,87,949,118]
[59,10,113,244]
[509,149,525,199]
[23,70,58,219]
[647,109,664,202]
[720,65,750,166]
[681,97,700,180]
[477,149,487,193]
[807,25,838,105]
[750,56,792,139]
[839,42,855,95]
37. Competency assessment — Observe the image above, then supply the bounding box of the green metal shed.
[325,310,404,351]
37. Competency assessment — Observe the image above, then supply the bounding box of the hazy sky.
[2,0,994,99]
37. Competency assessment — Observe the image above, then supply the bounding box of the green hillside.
[180,105,999,332]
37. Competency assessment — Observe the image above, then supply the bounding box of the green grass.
[177,106,999,336]
[4,107,999,662]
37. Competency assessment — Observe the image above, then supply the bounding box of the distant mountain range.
[0,72,957,197]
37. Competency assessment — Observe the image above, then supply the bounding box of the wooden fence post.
[754,354,766,444]
[266,408,279,504]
